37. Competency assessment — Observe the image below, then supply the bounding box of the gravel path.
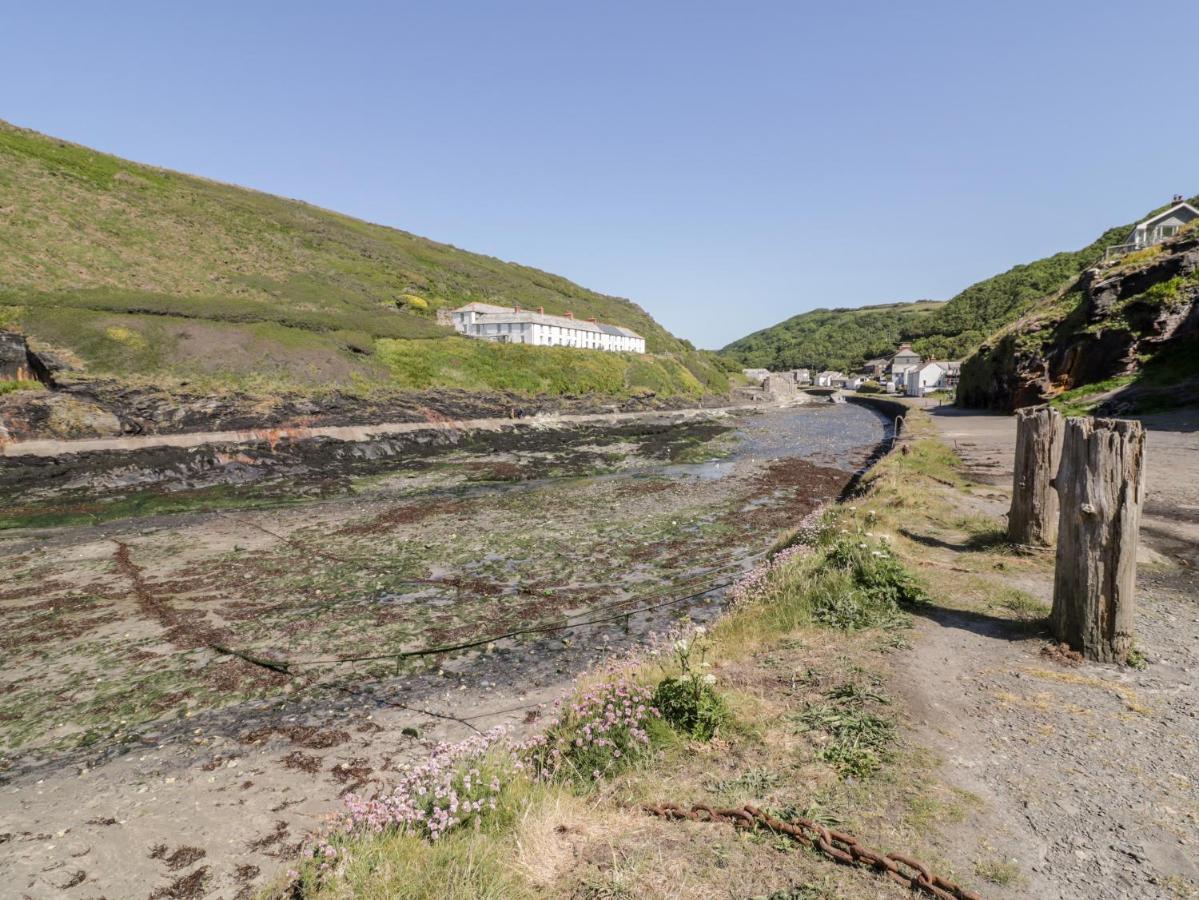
[900,405,1199,899]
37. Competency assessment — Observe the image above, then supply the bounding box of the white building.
[1129,199,1198,249]
[445,302,646,354]
[905,361,946,397]
[815,370,845,387]
[1106,198,1199,260]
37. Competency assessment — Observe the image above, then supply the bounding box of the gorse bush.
[518,679,659,785]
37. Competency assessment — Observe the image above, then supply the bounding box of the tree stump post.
[1050,418,1146,663]
[1008,406,1064,546]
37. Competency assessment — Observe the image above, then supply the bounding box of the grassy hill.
[723,218,1143,372]
[0,121,729,398]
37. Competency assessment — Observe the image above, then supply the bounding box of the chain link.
[643,801,982,900]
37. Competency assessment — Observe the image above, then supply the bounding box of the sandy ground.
[0,403,886,899]
[900,404,1199,899]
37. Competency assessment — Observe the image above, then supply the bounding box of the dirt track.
[899,405,1199,899]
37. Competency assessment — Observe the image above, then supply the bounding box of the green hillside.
[720,300,944,372]
[0,121,728,398]
[723,217,1143,371]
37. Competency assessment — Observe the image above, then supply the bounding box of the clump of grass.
[794,681,895,779]
[974,856,1021,886]
[997,588,1049,622]
[0,379,45,396]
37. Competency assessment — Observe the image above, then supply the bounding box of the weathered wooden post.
[1050,418,1146,663]
[1008,406,1065,545]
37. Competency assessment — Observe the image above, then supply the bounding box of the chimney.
[537,306,544,314]
[564,311,574,319]
[588,317,598,324]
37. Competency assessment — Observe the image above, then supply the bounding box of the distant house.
[446,303,645,353]
[1129,199,1198,250]
[905,361,946,397]
[742,368,771,384]
[844,375,866,390]
[816,370,845,387]
[861,357,889,378]
[943,361,963,389]
[888,343,922,376]
[793,368,812,385]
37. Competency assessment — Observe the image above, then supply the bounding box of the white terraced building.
[443,302,646,353]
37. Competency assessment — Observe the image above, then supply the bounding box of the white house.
[445,303,646,354]
[816,370,845,387]
[905,361,946,397]
[1128,199,1198,250]
[845,375,866,390]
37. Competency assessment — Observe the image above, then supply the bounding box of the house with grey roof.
[1106,197,1199,259]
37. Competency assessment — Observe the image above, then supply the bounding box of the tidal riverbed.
[0,401,887,898]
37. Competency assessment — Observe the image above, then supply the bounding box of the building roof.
[1134,201,1199,232]
[453,302,513,314]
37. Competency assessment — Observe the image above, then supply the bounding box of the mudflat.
[0,402,887,899]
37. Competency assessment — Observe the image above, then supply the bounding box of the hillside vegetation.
[721,300,944,372]
[0,121,727,399]
[723,218,1140,371]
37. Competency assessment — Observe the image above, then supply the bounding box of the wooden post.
[1050,418,1146,663]
[1008,406,1064,546]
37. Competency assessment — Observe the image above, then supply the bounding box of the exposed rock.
[958,233,1199,411]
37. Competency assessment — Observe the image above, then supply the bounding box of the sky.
[2,1,1197,349]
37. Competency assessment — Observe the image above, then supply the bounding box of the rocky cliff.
[958,231,1199,413]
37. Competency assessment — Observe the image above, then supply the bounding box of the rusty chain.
[643,801,981,900]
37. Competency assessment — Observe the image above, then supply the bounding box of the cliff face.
[958,232,1199,412]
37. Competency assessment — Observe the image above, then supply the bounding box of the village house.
[888,342,922,376]
[816,370,848,387]
[793,368,812,385]
[1107,197,1199,259]
[742,368,771,383]
[444,302,646,354]
[861,357,889,379]
[904,361,948,397]
[943,361,963,389]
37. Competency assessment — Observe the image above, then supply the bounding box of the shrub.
[518,679,659,785]
[652,629,727,740]
[824,531,928,607]
[401,294,429,311]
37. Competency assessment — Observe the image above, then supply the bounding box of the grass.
[794,681,895,779]
[0,379,45,396]
[973,856,1021,887]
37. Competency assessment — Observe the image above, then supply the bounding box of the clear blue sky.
[3,1,1197,348]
